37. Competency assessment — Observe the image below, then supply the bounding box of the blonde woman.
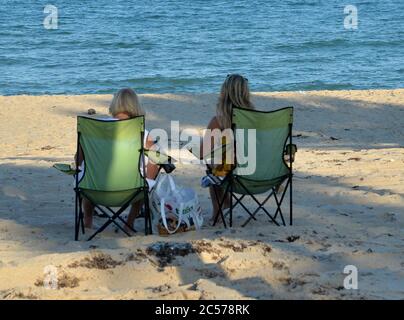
[77,88,159,232]
[201,74,254,224]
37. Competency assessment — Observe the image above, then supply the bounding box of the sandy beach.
[0,89,403,300]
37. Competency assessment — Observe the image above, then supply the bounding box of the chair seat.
[79,188,144,207]
[229,175,289,195]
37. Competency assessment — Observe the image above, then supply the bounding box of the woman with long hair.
[202,74,254,224]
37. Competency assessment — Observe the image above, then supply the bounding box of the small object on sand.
[330,136,339,140]
[41,145,55,151]
[87,108,96,115]
[286,235,300,242]
[275,235,300,243]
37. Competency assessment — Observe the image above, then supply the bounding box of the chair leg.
[148,204,153,235]
[213,184,229,228]
[79,196,85,234]
[234,195,258,227]
[290,175,293,226]
[241,193,277,227]
[144,206,148,236]
[229,184,233,228]
[87,218,111,241]
[144,190,152,235]
[87,203,132,241]
[74,193,79,241]
[237,180,276,227]
[232,177,292,228]
[270,179,293,227]
[273,190,286,226]
[241,204,262,227]
[111,218,131,236]
[103,206,137,233]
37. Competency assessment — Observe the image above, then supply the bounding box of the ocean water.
[1,0,403,95]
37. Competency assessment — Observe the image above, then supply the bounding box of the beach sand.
[0,89,403,300]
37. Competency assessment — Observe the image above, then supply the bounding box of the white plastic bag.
[150,174,203,235]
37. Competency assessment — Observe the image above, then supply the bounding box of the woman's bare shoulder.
[207,116,221,130]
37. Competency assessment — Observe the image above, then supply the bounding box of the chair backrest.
[232,106,293,182]
[77,116,145,192]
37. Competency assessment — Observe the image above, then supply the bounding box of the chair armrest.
[284,144,297,163]
[144,149,172,164]
[53,163,76,175]
[144,149,176,173]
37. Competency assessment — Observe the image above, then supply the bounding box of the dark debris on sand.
[146,239,273,269]
[275,235,300,243]
[193,239,271,255]
[146,242,195,268]
[217,240,247,252]
[192,240,221,255]
[126,249,148,263]
[35,271,80,289]
[68,253,123,270]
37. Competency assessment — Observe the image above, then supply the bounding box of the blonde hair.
[109,88,144,118]
[216,74,254,129]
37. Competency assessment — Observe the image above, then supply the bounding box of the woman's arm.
[145,135,155,150]
[145,135,160,179]
[199,116,221,159]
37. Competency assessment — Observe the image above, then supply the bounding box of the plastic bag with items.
[150,174,203,235]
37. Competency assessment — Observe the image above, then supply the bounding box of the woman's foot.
[123,225,136,236]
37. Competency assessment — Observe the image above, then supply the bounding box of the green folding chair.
[55,116,172,241]
[210,106,296,227]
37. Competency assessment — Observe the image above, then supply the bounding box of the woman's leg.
[146,161,160,180]
[124,161,159,231]
[125,200,142,232]
[82,197,94,228]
